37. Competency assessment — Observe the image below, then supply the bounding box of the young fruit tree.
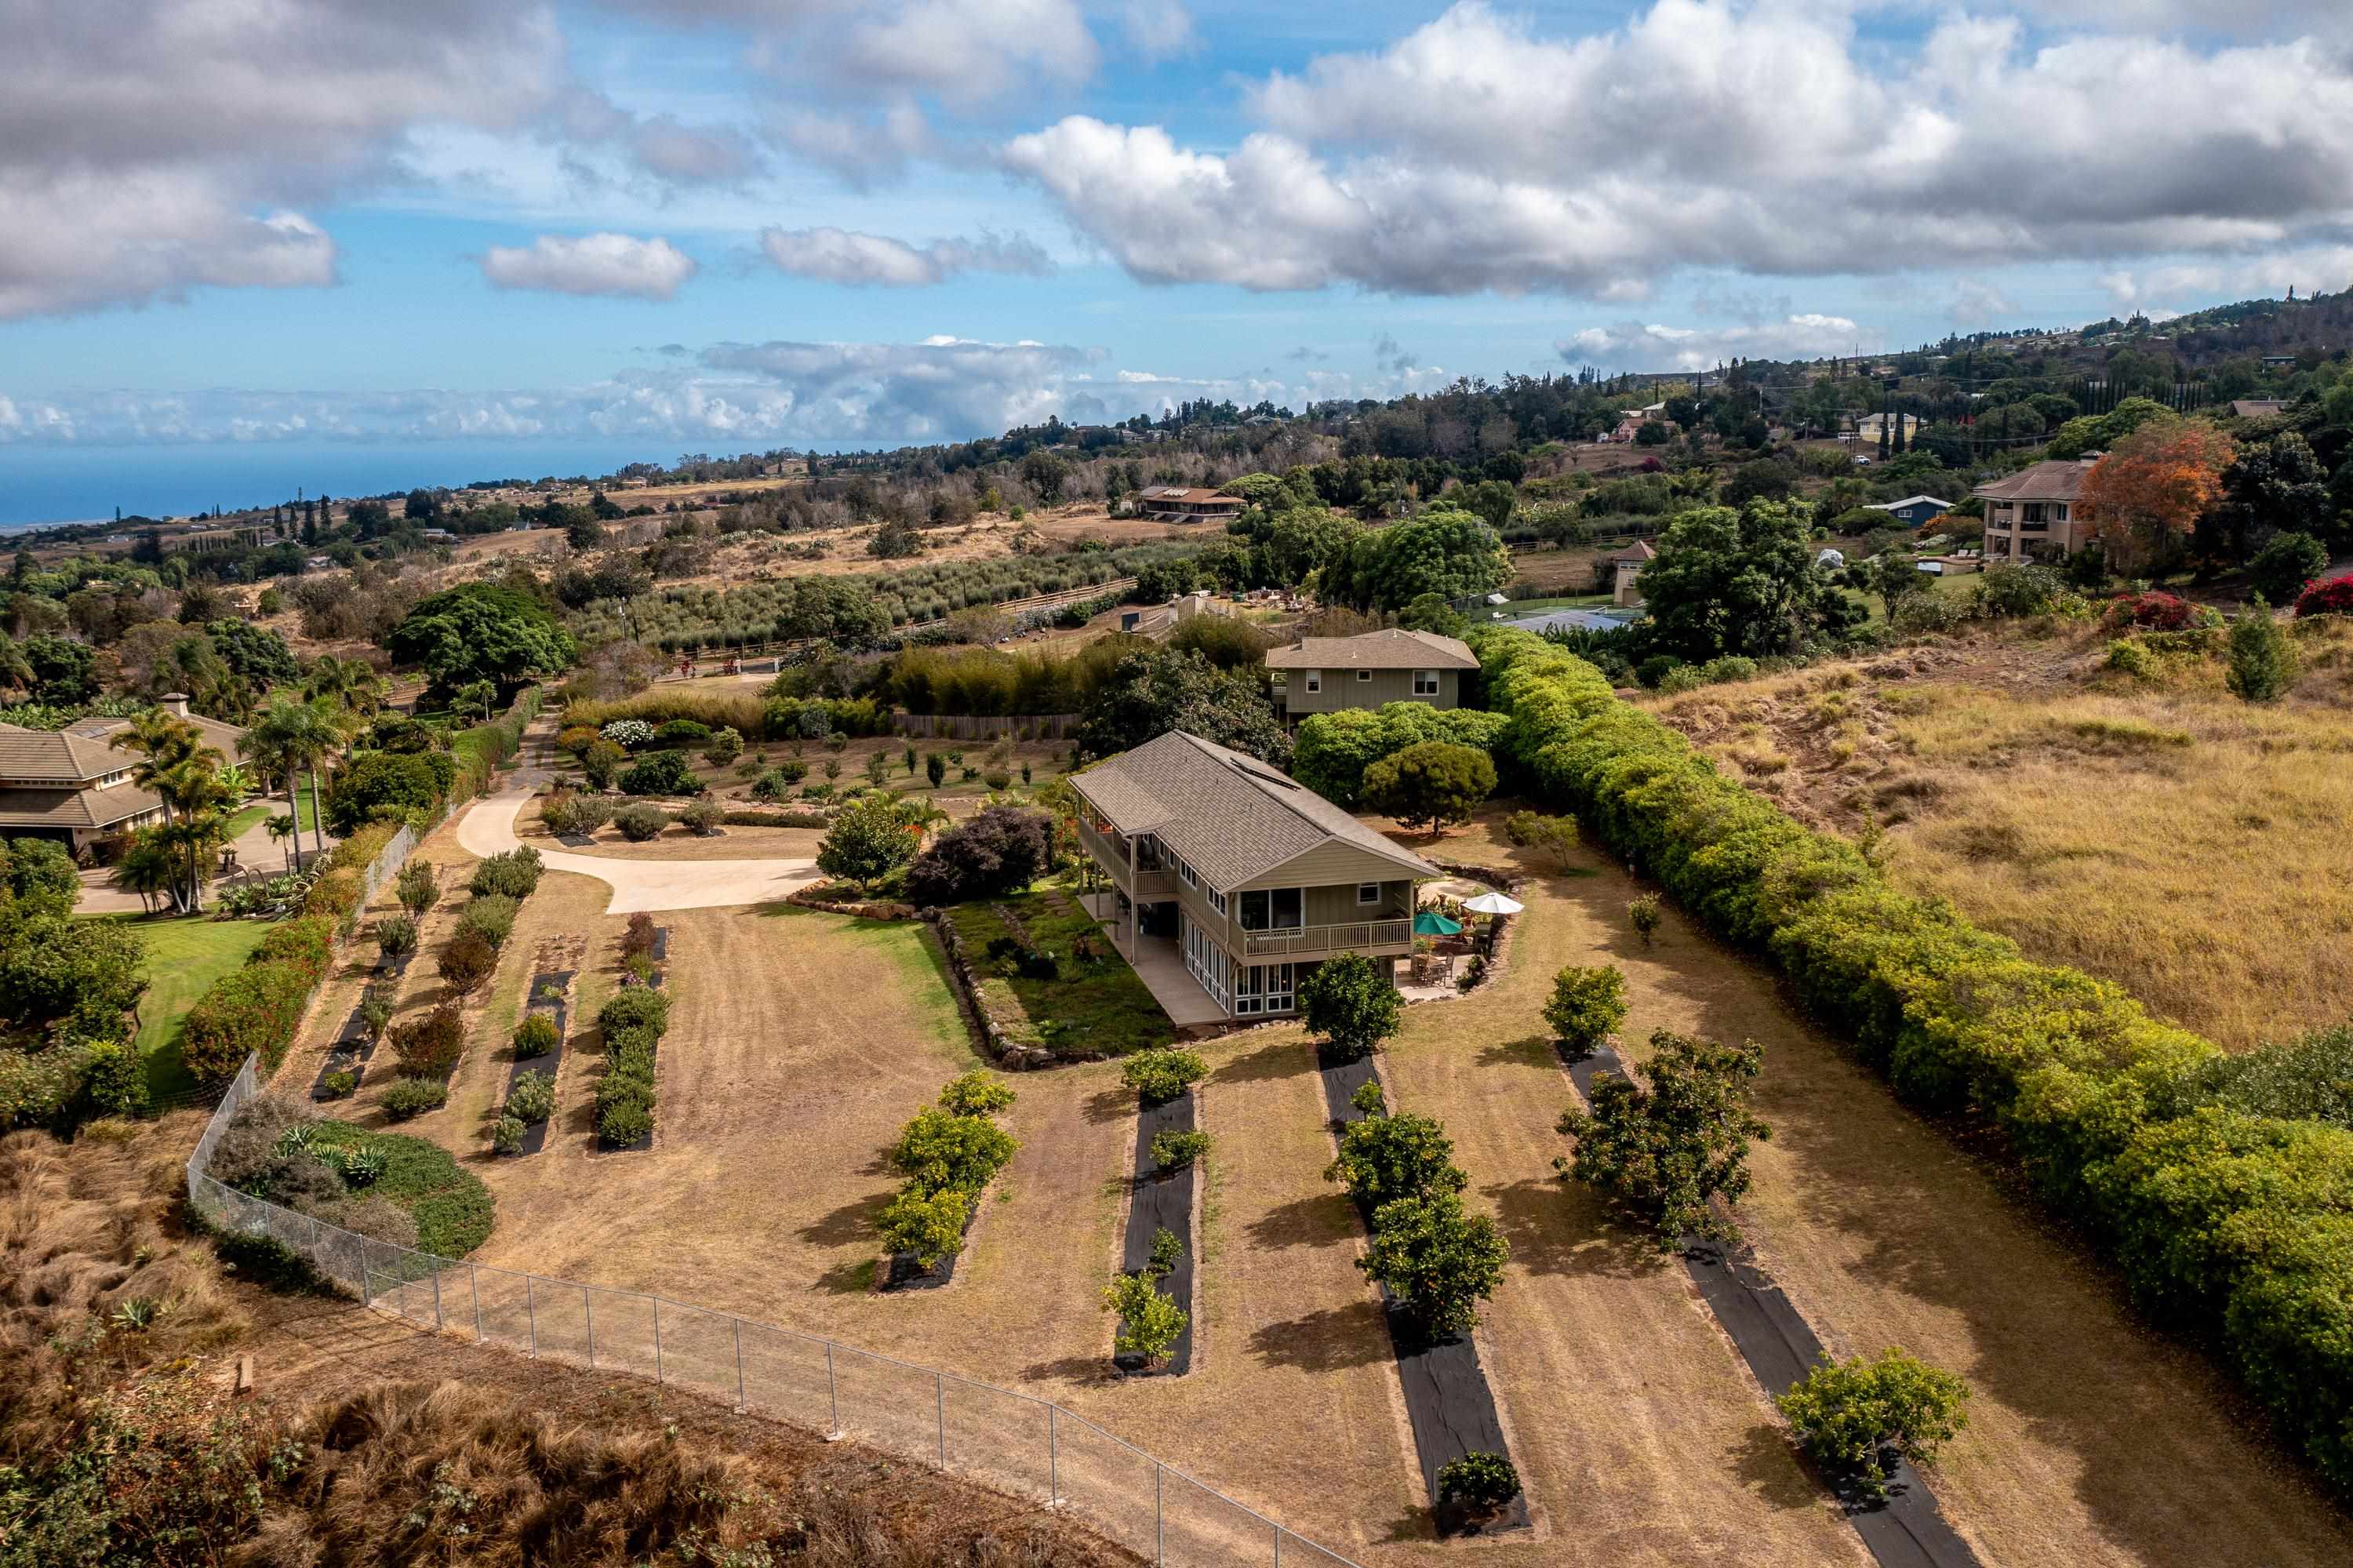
[1358,1190,1509,1340]
[1774,1349,1972,1497]
[1119,1047,1207,1105]
[1543,965,1627,1054]
[1435,1452,1520,1516]
[1298,951,1401,1062]
[1103,1271,1189,1368]
[1556,1030,1770,1248]
[1326,1111,1468,1210]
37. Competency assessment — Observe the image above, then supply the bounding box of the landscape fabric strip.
[1116,1087,1198,1375]
[1557,1046,1980,1568]
[1317,1051,1527,1532]
[309,949,409,1102]
[504,970,571,1159]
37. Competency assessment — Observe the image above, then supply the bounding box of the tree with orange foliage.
[2075,417,2235,574]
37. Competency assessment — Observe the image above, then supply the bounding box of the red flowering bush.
[2293,575,2353,618]
[2100,591,2199,632]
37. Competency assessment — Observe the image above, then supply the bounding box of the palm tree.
[247,694,344,865]
[304,656,386,718]
[111,712,206,910]
[265,812,300,872]
[110,828,177,915]
[156,749,229,911]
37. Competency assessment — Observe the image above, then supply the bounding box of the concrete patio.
[1078,891,1229,1028]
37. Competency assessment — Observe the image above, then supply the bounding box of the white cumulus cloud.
[1002,1,2353,298]
[758,227,1053,286]
[478,234,699,300]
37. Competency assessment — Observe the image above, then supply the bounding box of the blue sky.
[6,1,2352,522]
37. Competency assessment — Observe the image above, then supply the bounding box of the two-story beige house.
[1973,457,2099,564]
[1070,730,1439,1020]
[1264,628,1478,721]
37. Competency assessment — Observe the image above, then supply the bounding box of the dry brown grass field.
[1641,617,2353,1050]
[260,793,2353,1566]
[1,1110,1139,1567]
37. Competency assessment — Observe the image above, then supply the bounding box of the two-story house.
[1973,457,2098,564]
[1069,730,1440,1020]
[0,695,249,856]
[1264,628,1478,721]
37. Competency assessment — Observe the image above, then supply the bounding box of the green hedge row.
[595,986,668,1148]
[1475,627,2353,1493]
[181,915,340,1086]
[453,686,544,796]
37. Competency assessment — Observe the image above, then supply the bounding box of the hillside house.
[1973,457,2099,564]
[0,696,248,855]
[1264,628,1479,719]
[1071,730,1439,1020]
[1864,495,1955,528]
[1610,540,1657,606]
[1135,486,1246,523]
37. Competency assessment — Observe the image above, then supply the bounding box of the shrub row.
[1292,703,1511,809]
[180,915,342,1086]
[1475,626,2353,1493]
[876,1075,1020,1269]
[595,985,669,1148]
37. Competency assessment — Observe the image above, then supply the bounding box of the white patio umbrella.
[1462,890,1524,916]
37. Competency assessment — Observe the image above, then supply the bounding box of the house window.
[1177,859,1197,889]
[1355,669,1373,682]
[1412,670,1439,697]
[2021,502,2047,524]
[1302,670,1321,693]
[1238,887,1303,931]
[1206,886,1229,917]
[2053,503,2069,521]
[1234,962,1296,1016]
[1357,882,1381,906]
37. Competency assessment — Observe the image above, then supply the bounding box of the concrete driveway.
[456,789,822,915]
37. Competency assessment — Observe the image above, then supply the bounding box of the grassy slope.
[946,893,1172,1057]
[1644,617,2353,1050]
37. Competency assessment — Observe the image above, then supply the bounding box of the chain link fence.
[187,1052,1361,1568]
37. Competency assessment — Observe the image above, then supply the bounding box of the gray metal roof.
[1070,730,1442,890]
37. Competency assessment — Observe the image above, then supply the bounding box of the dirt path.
[457,788,820,913]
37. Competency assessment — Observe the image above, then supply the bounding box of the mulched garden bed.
[1317,1048,1528,1536]
[1555,1042,1981,1568]
[1113,1088,1199,1376]
[501,970,572,1158]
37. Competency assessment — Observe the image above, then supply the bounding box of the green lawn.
[227,786,322,843]
[87,912,274,1104]
[946,893,1173,1059]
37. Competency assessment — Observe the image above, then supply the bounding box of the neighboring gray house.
[1264,628,1479,719]
[1070,730,1439,1018]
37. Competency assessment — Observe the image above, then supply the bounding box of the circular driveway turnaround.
[456,789,822,915]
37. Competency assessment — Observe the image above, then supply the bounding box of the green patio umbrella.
[1412,909,1464,937]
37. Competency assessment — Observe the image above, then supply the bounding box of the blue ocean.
[0,441,678,530]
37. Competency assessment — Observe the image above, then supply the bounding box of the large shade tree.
[1636,500,1864,663]
[387,584,574,692]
